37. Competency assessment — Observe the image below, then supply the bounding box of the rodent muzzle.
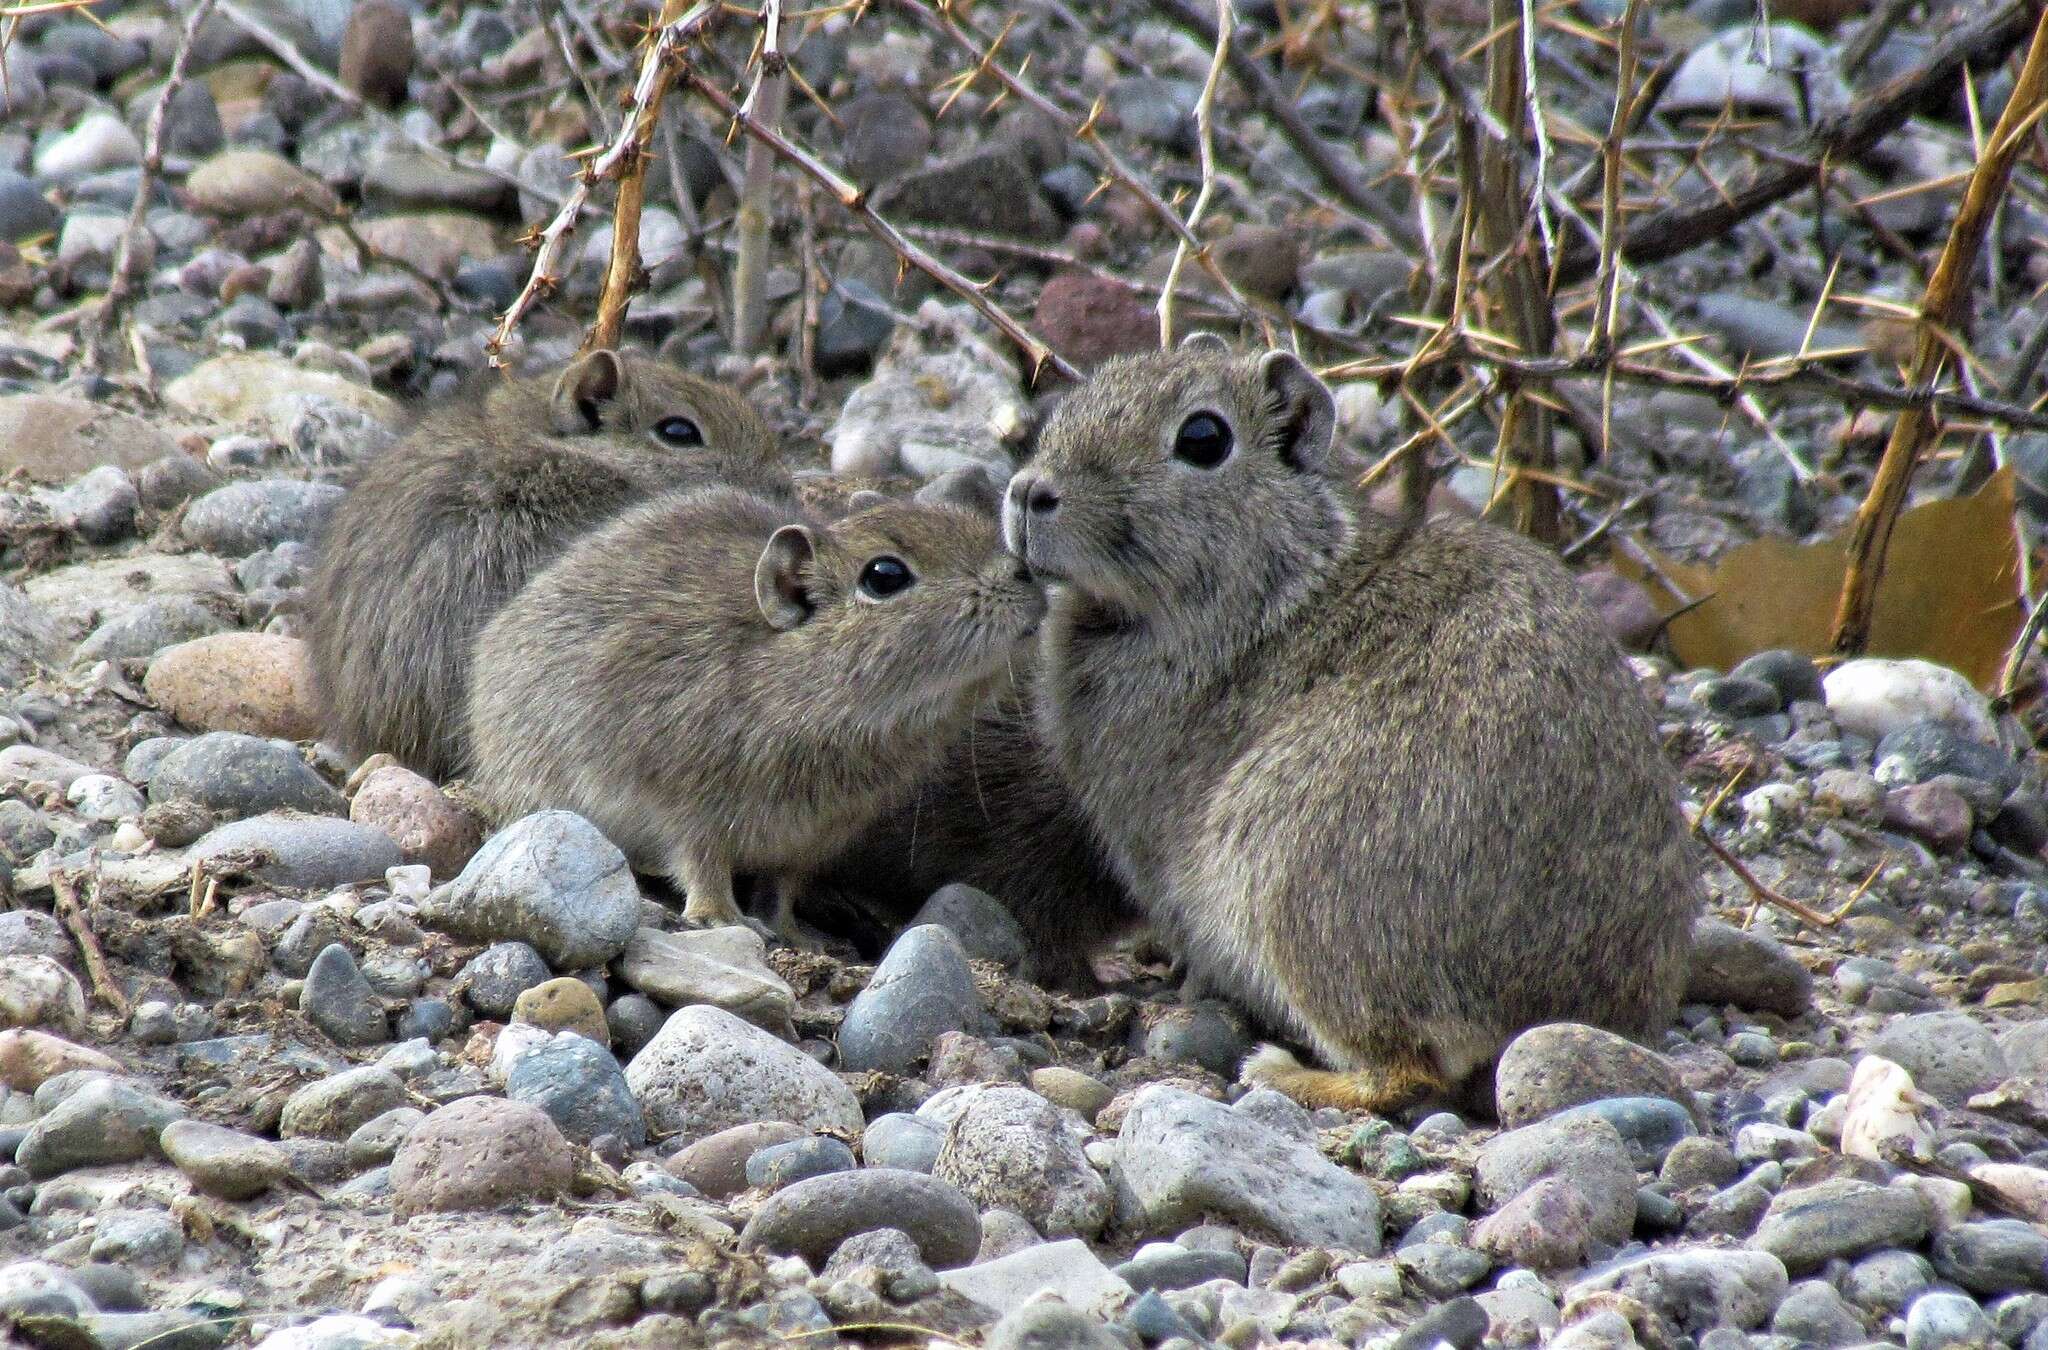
[1002,473,1061,566]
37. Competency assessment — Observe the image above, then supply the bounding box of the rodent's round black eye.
[1173,412,1233,468]
[653,416,704,447]
[858,555,915,599]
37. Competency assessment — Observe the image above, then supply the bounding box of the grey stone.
[1876,721,2020,796]
[1138,1001,1251,1076]
[745,1135,856,1191]
[1476,1113,1639,1245]
[605,993,663,1057]
[42,466,138,544]
[1907,1291,1996,1350]
[1932,1220,2048,1296]
[1700,676,1785,719]
[424,812,640,969]
[1494,1022,1688,1127]
[88,1209,184,1267]
[983,1302,1125,1350]
[506,1032,645,1146]
[345,1106,422,1169]
[1688,918,1815,1017]
[740,1168,982,1268]
[1771,1279,1868,1347]
[191,812,400,890]
[76,596,229,664]
[625,1004,863,1142]
[149,733,343,819]
[1732,650,1827,707]
[135,455,221,512]
[863,1112,944,1173]
[940,1238,1133,1320]
[180,479,342,556]
[1115,1242,1249,1291]
[1389,1295,1490,1350]
[1114,1084,1383,1252]
[0,586,60,689]
[278,1064,407,1140]
[300,943,386,1046]
[1845,1249,1937,1316]
[1751,1178,1932,1273]
[0,803,57,864]
[930,1083,1109,1238]
[1547,1097,1698,1169]
[1398,1241,1495,1298]
[1868,1013,2009,1105]
[457,941,551,1018]
[0,170,56,243]
[839,924,981,1073]
[1569,1247,1791,1332]
[16,1078,180,1178]
[667,1120,806,1199]
[911,883,1027,969]
[616,925,794,1033]
[0,910,69,964]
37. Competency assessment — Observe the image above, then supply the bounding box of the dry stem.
[84,0,216,371]
[52,862,130,1016]
[732,0,792,355]
[1158,0,1232,347]
[491,0,720,364]
[1831,5,2048,656]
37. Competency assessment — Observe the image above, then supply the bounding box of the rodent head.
[1005,337,1349,619]
[494,349,783,484]
[753,498,1044,726]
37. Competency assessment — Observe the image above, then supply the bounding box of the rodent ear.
[1257,350,1336,472]
[1179,331,1230,355]
[755,524,816,631]
[913,466,1003,518]
[550,350,631,435]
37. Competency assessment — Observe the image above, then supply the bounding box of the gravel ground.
[4,0,2048,1346]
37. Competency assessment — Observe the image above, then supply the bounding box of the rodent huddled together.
[310,340,1698,1110]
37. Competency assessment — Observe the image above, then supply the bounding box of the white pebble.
[1824,658,1995,745]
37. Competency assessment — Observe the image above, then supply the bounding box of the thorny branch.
[1831,5,2048,657]
[732,0,793,356]
[492,0,721,364]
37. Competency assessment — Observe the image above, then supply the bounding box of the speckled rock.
[625,1005,864,1143]
[1494,1023,1690,1127]
[930,1083,1109,1237]
[391,1096,576,1215]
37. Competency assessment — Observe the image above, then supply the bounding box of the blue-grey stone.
[1115,1243,1249,1292]
[1548,1097,1697,1168]
[148,732,342,818]
[1907,1291,1995,1350]
[911,883,1027,969]
[1732,650,1826,707]
[838,924,980,1074]
[180,480,341,556]
[423,812,640,969]
[505,1034,644,1146]
[190,812,400,889]
[745,1136,857,1192]
[1876,720,2020,796]
[1933,1220,2048,1296]
[862,1112,943,1174]
[397,997,455,1043]
[456,941,550,1019]
[300,943,386,1046]
[16,1079,181,1178]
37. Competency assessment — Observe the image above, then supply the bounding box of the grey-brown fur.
[306,351,785,780]
[1007,341,1699,1109]
[466,487,1044,931]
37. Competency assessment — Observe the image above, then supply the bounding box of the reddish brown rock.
[1034,272,1156,371]
[1473,1177,1598,1271]
[349,764,483,876]
[1883,781,1974,853]
[391,1097,575,1215]
[144,632,320,741]
[0,1029,120,1092]
[339,0,414,108]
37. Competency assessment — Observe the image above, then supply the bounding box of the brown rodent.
[1006,339,1699,1112]
[465,486,1045,932]
[306,350,786,780]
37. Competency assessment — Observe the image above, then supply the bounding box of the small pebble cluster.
[5,0,2048,1345]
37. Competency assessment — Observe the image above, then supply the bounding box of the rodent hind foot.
[1241,1044,1448,1116]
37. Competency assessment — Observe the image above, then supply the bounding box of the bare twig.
[84,0,215,371]
[1552,0,2039,285]
[1997,588,2048,709]
[1693,822,1841,930]
[1152,0,1419,248]
[688,71,1081,384]
[1159,0,1231,347]
[491,0,720,363]
[53,861,130,1016]
[1832,5,2048,656]
[733,0,791,355]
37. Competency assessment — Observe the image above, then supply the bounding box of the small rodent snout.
[1011,561,1035,586]
[1010,474,1060,517]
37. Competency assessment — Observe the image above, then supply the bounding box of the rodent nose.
[1025,480,1060,516]
[1012,561,1035,585]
